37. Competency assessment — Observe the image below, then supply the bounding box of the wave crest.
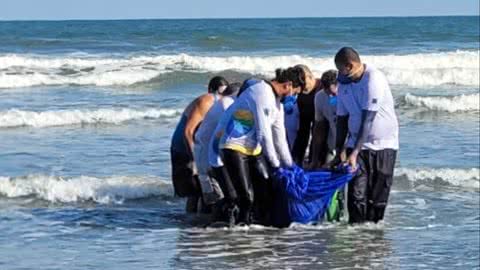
[395,168,479,189]
[0,175,172,203]
[0,168,477,204]
[0,50,478,88]
[403,93,480,112]
[0,108,181,128]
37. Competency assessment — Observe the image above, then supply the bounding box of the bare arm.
[328,114,349,168]
[345,110,376,170]
[352,110,377,153]
[184,94,215,155]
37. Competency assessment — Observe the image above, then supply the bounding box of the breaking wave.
[0,50,477,88]
[0,168,477,204]
[0,175,173,204]
[395,168,479,189]
[0,107,181,128]
[403,93,480,112]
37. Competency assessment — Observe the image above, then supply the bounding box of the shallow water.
[0,16,479,269]
[1,189,478,270]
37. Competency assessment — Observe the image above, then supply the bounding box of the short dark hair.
[208,76,229,93]
[221,82,241,96]
[274,66,305,90]
[320,70,338,88]
[334,47,361,65]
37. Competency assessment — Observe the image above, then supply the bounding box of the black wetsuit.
[292,87,319,164]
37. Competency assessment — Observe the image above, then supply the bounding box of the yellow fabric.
[223,144,262,156]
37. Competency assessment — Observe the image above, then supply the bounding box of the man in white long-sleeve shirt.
[219,66,316,225]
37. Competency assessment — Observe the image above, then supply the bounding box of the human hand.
[340,149,347,162]
[345,150,359,173]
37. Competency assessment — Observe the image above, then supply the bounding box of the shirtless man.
[170,76,229,212]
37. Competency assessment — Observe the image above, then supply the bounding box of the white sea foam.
[395,168,480,189]
[0,168,477,204]
[0,50,478,88]
[0,107,181,128]
[0,175,172,203]
[404,93,480,112]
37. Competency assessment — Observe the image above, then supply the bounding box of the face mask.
[328,95,337,106]
[281,95,297,114]
[337,73,353,84]
[337,64,364,84]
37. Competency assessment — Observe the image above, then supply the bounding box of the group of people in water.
[170,47,399,227]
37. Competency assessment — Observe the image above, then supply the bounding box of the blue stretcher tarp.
[271,166,355,227]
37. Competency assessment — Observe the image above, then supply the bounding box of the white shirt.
[217,80,293,168]
[208,105,233,168]
[314,90,337,151]
[337,64,399,150]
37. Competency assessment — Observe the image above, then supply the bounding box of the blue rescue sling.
[271,166,355,227]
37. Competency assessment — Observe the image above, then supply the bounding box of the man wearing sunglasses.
[333,47,399,224]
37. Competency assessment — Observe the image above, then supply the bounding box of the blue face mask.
[282,95,297,114]
[328,95,337,106]
[337,73,353,84]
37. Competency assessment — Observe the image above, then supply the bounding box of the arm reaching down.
[184,94,215,155]
[272,107,294,168]
[331,114,349,168]
[254,97,281,168]
[346,110,377,170]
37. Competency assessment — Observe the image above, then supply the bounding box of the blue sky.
[2,0,478,20]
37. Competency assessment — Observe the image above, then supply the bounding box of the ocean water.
[0,16,479,270]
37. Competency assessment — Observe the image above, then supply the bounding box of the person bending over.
[193,83,241,213]
[170,76,229,213]
[309,70,340,169]
[333,47,399,224]
[218,67,310,225]
[291,64,321,165]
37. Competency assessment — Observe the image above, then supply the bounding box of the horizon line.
[0,14,477,22]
